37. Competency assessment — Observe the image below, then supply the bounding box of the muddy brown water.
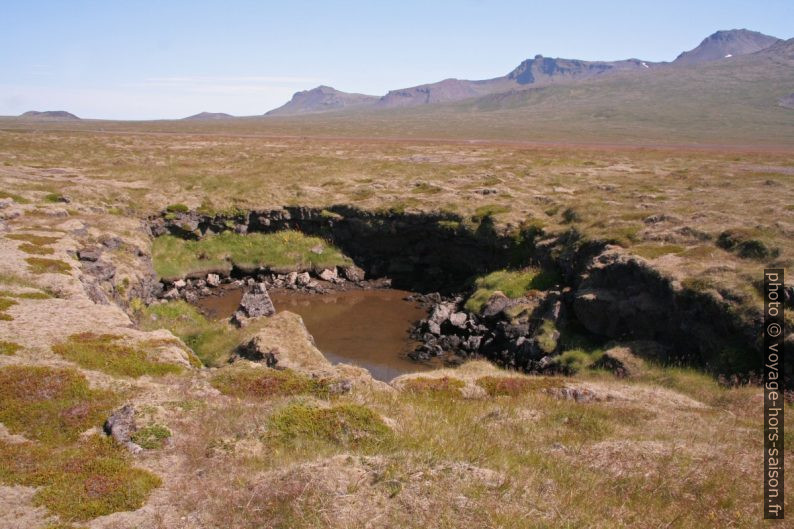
[195,287,438,381]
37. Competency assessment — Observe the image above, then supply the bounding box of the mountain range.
[266,29,786,116]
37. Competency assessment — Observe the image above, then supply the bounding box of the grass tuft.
[0,296,17,320]
[401,376,465,397]
[0,340,22,355]
[7,233,61,245]
[26,257,71,275]
[52,332,183,378]
[166,203,190,213]
[211,365,330,399]
[0,365,119,444]
[18,242,55,255]
[268,402,392,448]
[139,300,248,367]
[465,268,561,313]
[0,435,160,521]
[476,375,562,396]
[130,424,172,449]
[631,243,685,259]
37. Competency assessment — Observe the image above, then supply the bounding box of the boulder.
[296,272,311,286]
[286,271,298,285]
[237,283,275,319]
[591,346,645,378]
[163,288,179,300]
[449,312,468,329]
[429,303,453,327]
[241,312,331,372]
[174,279,187,289]
[104,404,142,453]
[481,291,510,318]
[427,320,442,336]
[83,260,115,282]
[77,247,101,262]
[318,268,338,281]
[340,264,366,282]
[206,273,220,287]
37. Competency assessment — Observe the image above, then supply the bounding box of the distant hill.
[271,30,780,114]
[673,29,780,65]
[266,85,378,116]
[376,56,656,108]
[20,110,80,120]
[255,36,794,145]
[183,112,234,120]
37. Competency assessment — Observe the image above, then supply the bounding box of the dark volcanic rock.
[233,283,275,325]
[104,404,142,453]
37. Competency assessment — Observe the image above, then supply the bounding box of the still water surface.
[195,288,434,381]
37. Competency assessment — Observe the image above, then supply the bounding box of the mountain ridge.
[267,29,781,115]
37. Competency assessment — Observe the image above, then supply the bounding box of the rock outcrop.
[232,283,275,326]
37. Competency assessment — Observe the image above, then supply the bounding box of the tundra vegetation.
[0,125,790,528]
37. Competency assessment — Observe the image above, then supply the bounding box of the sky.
[1,0,791,120]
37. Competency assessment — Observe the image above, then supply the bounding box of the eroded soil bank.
[146,205,778,381]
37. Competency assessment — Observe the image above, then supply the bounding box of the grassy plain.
[0,121,791,527]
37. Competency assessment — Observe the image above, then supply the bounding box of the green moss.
[151,231,352,280]
[211,365,330,399]
[52,333,183,378]
[556,348,605,374]
[464,268,561,313]
[472,204,510,221]
[6,233,60,245]
[320,209,343,220]
[602,224,643,247]
[476,376,562,396]
[268,402,392,448]
[413,182,442,194]
[139,300,244,367]
[716,228,779,260]
[561,207,581,223]
[535,319,559,355]
[437,219,461,231]
[0,297,17,311]
[44,192,65,203]
[0,289,51,299]
[631,243,685,259]
[130,424,172,450]
[18,242,55,255]
[0,340,21,355]
[0,435,160,521]
[165,203,189,213]
[401,376,465,397]
[0,296,17,320]
[0,190,31,203]
[0,365,119,444]
[26,257,71,275]
[543,406,613,443]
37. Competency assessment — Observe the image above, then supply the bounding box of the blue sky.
[1,0,791,119]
